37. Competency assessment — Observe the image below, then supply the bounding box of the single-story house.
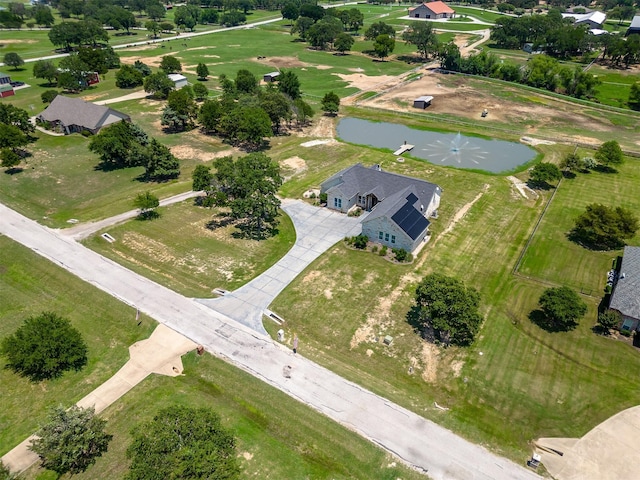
[409,1,455,19]
[610,246,640,332]
[0,84,14,98]
[0,72,11,85]
[321,163,441,253]
[263,71,280,82]
[168,73,188,89]
[413,95,433,109]
[626,15,640,36]
[37,95,130,135]
[561,11,606,29]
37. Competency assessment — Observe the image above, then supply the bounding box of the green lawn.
[84,200,296,298]
[518,156,640,294]
[269,151,640,461]
[21,352,428,480]
[0,236,155,456]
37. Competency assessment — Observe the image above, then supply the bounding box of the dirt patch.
[453,34,472,51]
[281,156,306,172]
[302,270,321,283]
[507,175,538,200]
[333,73,398,91]
[254,55,309,69]
[242,452,253,461]
[170,146,236,162]
[302,115,336,139]
[0,39,36,44]
[123,44,157,52]
[324,289,333,299]
[186,46,213,51]
[450,359,464,378]
[359,70,619,139]
[420,342,440,383]
[120,53,173,68]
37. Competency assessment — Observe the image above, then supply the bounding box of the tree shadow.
[205,214,235,230]
[396,54,424,64]
[405,305,423,334]
[526,179,554,191]
[4,167,23,175]
[593,164,618,174]
[566,228,623,251]
[562,171,576,179]
[529,309,576,332]
[135,210,160,221]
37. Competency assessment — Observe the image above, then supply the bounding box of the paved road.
[0,202,540,480]
[58,190,201,240]
[197,199,363,334]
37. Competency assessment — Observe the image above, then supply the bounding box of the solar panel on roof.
[391,201,430,240]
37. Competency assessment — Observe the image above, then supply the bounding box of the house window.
[414,13,419,17]
[334,198,342,208]
[385,233,389,242]
[391,235,396,244]
[379,231,383,240]
[358,195,363,204]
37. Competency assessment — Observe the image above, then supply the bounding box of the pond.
[336,118,537,174]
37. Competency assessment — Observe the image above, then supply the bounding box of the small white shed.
[263,71,280,82]
[168,73,188,89]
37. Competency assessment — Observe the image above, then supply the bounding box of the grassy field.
[0,235,156,455]
[518,154,640,293]
[269,148,640,461]
[84,200,296,298]
[20,352,428,480]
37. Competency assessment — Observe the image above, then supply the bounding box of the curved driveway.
[197,199,363,334]
[0,201,540,480]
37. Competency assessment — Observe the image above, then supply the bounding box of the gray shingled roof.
[630,14,640,29]
[610,246,640,321]
[323,164,439,239]
[38,95,129,131]
[324,163,440,208]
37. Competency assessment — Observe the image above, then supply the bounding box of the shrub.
[319,192,327,203]
[380,245,388,256]
[41,89,59,103]
[353,234,368,249]
[392,248,411,262]
[81,129,92,137]
[597,310,620,334]
[371,245,378,253]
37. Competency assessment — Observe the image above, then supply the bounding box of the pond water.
[336,118,537,174]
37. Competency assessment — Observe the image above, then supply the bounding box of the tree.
[33,60,58,85]
[133,60,152,77]
[173,4,199,31]
[143,139,180,180]
[307,16,342,50]
[281,2,298,24]
[410,273,483,347]
[0,124,29,152]
[101,6,137,34]
[144,72,174,99]
[277,69,301,99]
[258,89,292,134]
[134,191,160,219]
[192,164,213,191]
[629,82,640,111]
[597,310,620,335]
[200,9,219,25]
[0,103,35,135]
[196,62,209,80]
[536,286,586,331]
[0,461,11,480]
[292,16,314,41]
[199,99,223,132]
[30,405,112,475]
[402,21,438,59]
[34,5,55,27]
[116,64,144,88]
[160,55,182,74]
[559,152,582,173]
[89,121,149,169]
[208,152,283,239]
[529,162,562,187]
[347,8,364,32]
[0,312,88,381]
[58,54,92,92]
[221,10,246,27]
[161,88,198,131]
[126,405,240,480]
[293,98,313,126]
[571,203,639,250]
[364,21,395,40]
[145,20,161,38]
[235,69,258,94]
[192,82,209,101]
[3,52,23,71]
[595,140,623,167]
[321,91,340,115]
[373,34,395,60]
[48,21,81,51]
[147,2,166,21]
[334,32,354,54]
[1,148,21,169]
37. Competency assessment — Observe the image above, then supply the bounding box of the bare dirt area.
[170,145,237,162]
[302,115,336,139]
[335,73,400,92]
[253,56,331,70]
[120,53,173,68]
[359,70,621,144]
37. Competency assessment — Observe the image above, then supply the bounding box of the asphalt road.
[0,202,540,480]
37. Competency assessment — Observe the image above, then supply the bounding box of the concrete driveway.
[197,199,363,334]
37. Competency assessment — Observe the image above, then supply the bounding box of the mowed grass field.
[518,154,640,293]
[0,235,156,455]
[0,237,424,480]
[269,148,640,461]
[84,201,296,298]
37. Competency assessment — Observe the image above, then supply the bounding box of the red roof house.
[409,1,455,19]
